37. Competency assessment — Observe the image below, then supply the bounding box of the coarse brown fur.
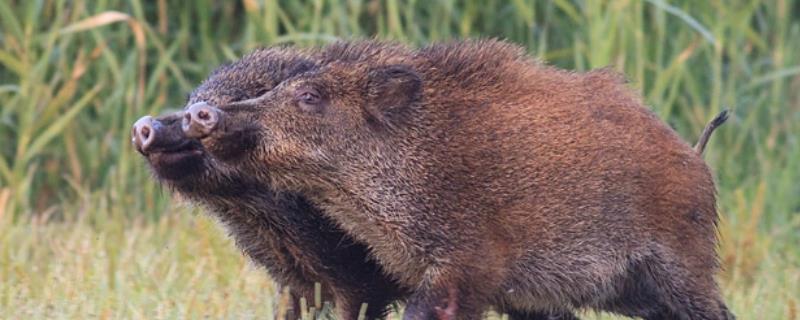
[190,40,732,319]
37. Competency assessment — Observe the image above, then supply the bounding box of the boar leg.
[640,255,734,320]
[593,256,732,320]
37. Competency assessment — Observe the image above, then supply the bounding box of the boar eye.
[295,88,323,112]
[298,90,320,104]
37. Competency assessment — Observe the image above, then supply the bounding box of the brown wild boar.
[182,40,732,320]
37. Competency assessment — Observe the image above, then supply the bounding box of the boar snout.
[183,102,222,139]
[132,115,158,154]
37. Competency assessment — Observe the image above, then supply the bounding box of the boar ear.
[365,65,422,126]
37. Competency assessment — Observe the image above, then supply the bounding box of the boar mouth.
[148,139,203,161]
[146,140,207,181]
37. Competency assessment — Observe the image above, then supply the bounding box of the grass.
[0,0,798,318]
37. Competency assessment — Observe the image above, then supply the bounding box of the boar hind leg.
[602,256,732,320]
[642,305,733,320]
[599,260,667,318]
[641,254,734,320]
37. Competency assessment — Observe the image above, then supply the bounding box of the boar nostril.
[140,125,151,140]
[137,123,155,151]
[197,110,210,120]
[132,115,157,153]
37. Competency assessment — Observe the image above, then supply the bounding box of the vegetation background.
[1,0,798,319]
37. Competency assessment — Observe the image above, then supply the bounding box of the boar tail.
[694,109,729,155]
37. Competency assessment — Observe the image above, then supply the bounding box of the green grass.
[1,0,798,319]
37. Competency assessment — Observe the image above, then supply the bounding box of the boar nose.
[183,102,220,139]
[132,115,157,154]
